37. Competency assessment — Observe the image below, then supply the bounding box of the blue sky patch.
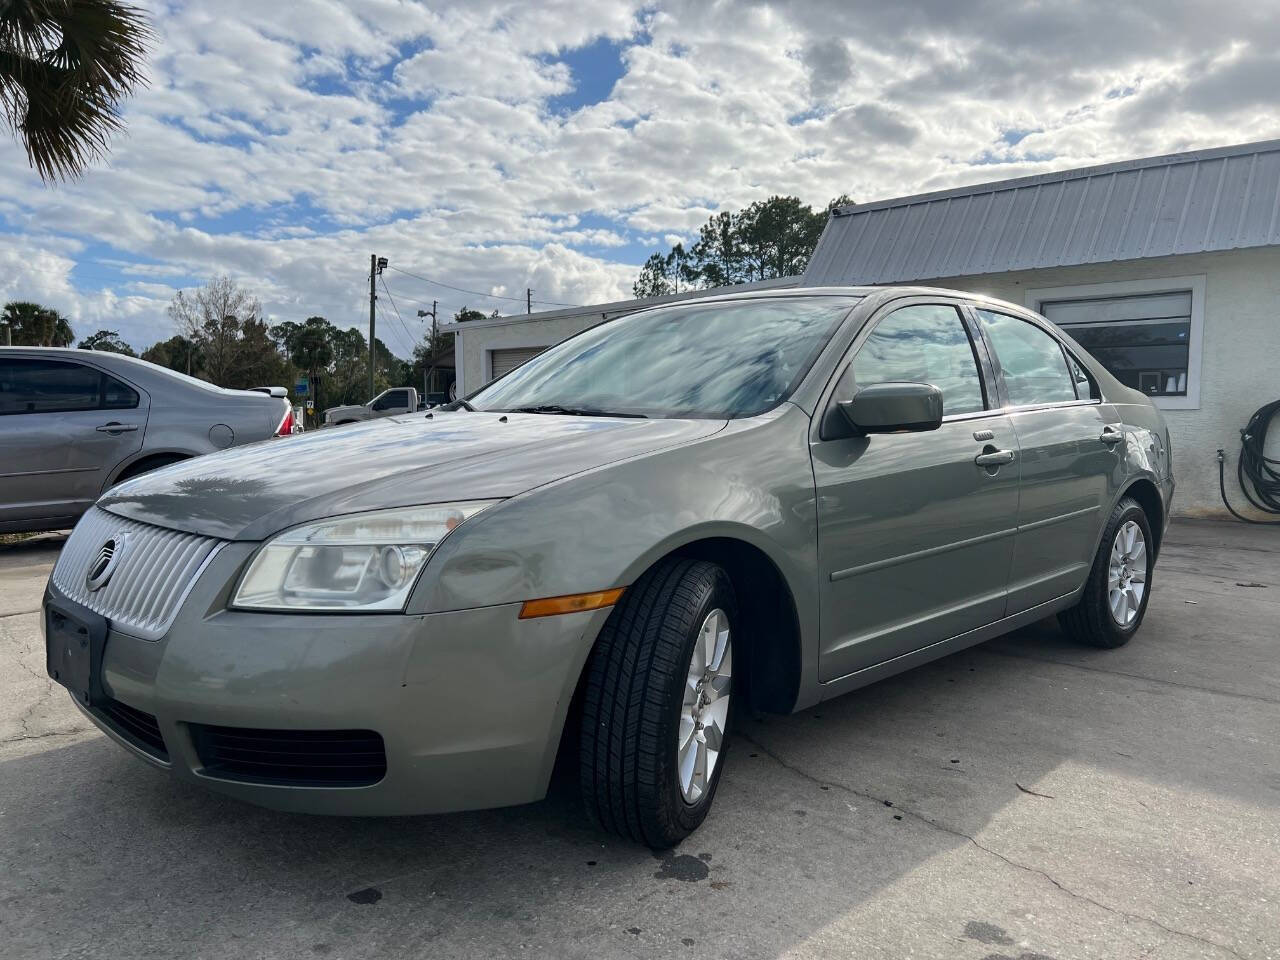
[545,37,628,115]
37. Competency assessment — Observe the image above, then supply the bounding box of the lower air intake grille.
[189,725,387,786]
[99,698,167,760]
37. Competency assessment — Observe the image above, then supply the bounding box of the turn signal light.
[519,587,626,619]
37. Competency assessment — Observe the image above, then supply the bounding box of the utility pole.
[2,322,10,346]
[526,288,532,315]
[417,300,438,396]
[369,255,387,399]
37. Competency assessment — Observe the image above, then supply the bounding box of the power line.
[386,264,580,308]
[377,282,480,318]
[374,302,417,359]
[377,277,420,356]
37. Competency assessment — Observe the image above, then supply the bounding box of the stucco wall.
[930,248,1280,518]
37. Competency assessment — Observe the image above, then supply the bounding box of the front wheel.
[579,558,736,848]
[1059,497,1154,648]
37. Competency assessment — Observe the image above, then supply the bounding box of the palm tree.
[2,300,74,345]
[0,0,152,182]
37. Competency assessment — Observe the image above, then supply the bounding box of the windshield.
[470,296,858,419]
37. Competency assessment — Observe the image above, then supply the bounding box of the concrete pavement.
[1,521,1277,959]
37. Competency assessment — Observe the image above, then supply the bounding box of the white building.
[447,140,1280,518]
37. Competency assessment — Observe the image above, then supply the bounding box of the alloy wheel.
[1107,519,1147,627]
[678,608,732,804]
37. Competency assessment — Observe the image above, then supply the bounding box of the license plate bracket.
[46,602,110,707]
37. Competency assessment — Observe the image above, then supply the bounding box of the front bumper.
[44,543,606,815]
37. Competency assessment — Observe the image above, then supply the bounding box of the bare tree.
[166,276,262,384]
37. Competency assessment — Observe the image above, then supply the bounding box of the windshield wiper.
[505,404,647,418]
[440,398,475,411]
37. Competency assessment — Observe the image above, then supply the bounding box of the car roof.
[637,284,1041,320]
[0,346,266,396]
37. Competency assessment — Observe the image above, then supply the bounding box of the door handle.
[96,422,138,434]
[974,448,1015,467]
[1099,427,1124,445]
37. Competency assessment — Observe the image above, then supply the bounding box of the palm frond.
[0,0,152,182]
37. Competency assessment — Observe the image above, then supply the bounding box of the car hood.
[98,411,725,540]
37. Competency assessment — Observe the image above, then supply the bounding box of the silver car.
[1,348,293,533]
[42,287,1172,848]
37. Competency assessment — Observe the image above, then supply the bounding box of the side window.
[852,304,985,416]
[103,374,139,410]
[373,390,409,411]
[0,358,101,414]
[976,310,1077,406]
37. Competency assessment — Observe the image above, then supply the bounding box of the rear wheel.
[1059,497,1153,648]
[113,454,187,485]
[579,557,736,848]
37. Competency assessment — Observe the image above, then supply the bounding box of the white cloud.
[1,0,1276,355]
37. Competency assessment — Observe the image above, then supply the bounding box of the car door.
[812,300,1022,683]
[971,307,1124,612]
[0,357,148,528]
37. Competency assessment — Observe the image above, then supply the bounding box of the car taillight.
[275,401,293,437]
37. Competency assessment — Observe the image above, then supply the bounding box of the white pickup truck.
[323,387,419,426]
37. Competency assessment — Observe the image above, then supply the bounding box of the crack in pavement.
[1,643,86,746]
[1,727,90,746]
[977,648,1280,706]
[738,732,1249,960]
[0,608,41,619]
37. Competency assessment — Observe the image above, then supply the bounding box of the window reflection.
[472,297,859,419]
[852,305,985,416]
[976,310,1077,406]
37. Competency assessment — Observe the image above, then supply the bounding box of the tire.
[579,557,737,849]
[1059,497,1154,649]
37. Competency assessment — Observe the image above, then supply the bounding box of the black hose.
[1217,397,1280,524]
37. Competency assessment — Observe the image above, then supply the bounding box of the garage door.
[489,346,546,381]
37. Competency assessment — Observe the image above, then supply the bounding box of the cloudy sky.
[2,0,1277,356]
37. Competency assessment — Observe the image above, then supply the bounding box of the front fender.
[408,404,822,706]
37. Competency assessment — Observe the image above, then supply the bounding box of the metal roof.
[803,139,1280,285]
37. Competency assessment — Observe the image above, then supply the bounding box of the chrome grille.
[51,507,223,640]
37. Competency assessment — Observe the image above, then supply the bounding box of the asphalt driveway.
[2,521,1277,960]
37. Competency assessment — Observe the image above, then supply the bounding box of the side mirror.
[836,382,944,436]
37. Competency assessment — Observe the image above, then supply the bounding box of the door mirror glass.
[837,382,943,435]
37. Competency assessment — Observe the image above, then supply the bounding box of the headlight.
[231,501,497,612]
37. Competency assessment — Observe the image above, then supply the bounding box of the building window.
[1026,275,1205,410]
